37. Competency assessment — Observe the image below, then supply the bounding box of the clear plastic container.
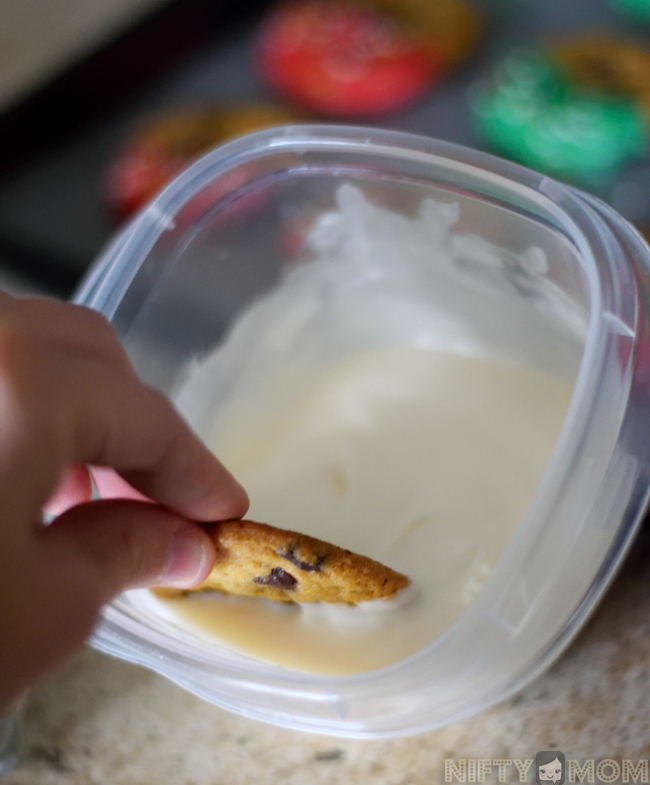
[75,125,650,738]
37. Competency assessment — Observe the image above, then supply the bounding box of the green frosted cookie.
[471,50,646,183]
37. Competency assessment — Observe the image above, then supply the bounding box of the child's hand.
[0,294,248,710]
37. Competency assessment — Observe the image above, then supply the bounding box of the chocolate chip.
[254,567,298,588]
[278,547,326,572]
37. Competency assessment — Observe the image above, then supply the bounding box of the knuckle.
[70,304,112,335]
[60,504,170,598]
[141,386,185,451]
[68,305,125,357]
[118,522,153,579]
[151,388,181,427]
[0,325,45,411]
[15,298,124,364]
[112,513,170,592]
[0,321,34,365]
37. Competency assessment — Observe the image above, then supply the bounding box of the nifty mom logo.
[445,752,649,783]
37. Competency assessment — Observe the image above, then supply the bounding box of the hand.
[0,294,248,710]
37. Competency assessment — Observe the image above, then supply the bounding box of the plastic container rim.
[75,125,650,737]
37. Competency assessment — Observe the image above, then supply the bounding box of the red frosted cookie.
[256,0,480,118]
[104,104,299,220]
[255,0,440,117]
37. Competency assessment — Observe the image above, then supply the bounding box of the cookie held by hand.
[154,519,409,603]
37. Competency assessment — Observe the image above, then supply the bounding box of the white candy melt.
[143,186,576,675]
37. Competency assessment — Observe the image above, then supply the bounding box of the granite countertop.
[4,528,650,785]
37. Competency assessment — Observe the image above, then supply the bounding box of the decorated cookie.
[255,0,479,117]
[607,0,650,21]
[471,48,646,182]
[549,35,650,117]
[104,104,299,219]
[154,519,409,604]
[367,0,480,69]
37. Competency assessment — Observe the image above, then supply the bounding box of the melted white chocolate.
[137,186,579,674]
[144,347,572,674]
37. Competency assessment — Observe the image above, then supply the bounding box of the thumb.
[0,501,215,709]
[43,499,216,600]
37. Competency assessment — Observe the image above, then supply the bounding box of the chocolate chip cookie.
[154,519,409,603]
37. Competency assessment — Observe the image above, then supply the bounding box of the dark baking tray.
[0,0,643,297]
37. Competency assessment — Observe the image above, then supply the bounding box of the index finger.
[0,299,249,522]
[70,366,250,522]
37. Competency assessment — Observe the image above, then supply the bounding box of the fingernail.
[159,523,213,587]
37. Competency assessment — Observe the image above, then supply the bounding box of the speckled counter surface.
[6,529,650,785]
